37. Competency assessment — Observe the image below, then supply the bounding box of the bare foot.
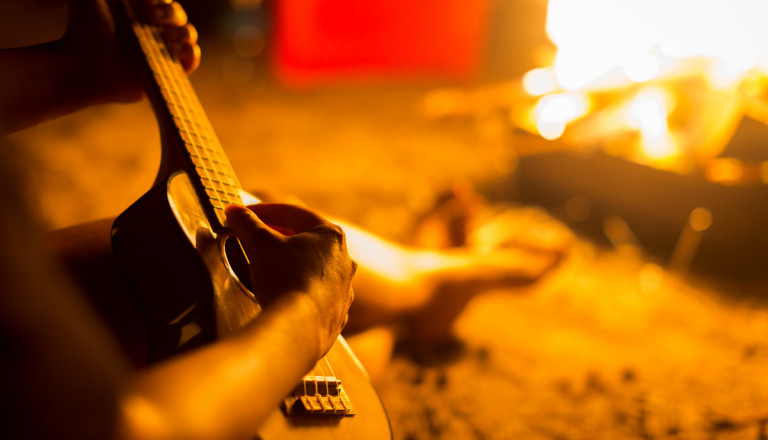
[406,246,561,344]
[410,179,483,249]
[405,182,571,345]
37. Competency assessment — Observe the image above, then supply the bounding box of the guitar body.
[112,171,256,358]
[112,171,391,439]
[106,1,392,436]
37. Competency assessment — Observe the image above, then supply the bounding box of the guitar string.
[132,2,233,225]
[129,0,343,407]
[319,357,332,397]
[144,24,229,214]
[324,357,337,397]
[133,8,251,263]
[165,54,234,209]
[174,67,244,218]
[139,11,335,394]
[304,355,329,402]
[162,36,243,204]
[323,356,336,379]
[155,48,254,261]
[315,357,330,404]
[130,6,247,284]
[317,356,328,396]
[129,7,212,198]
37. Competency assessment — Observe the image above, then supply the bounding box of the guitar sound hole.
[224,236,252,292]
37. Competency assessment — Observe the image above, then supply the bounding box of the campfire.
[521,0,768,180]
[423,0,768,184]
[420,0,768,280]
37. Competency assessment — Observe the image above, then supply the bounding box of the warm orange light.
[546,0,661,90]
[623,54,661,83]
[522,67,558,96]
[534,92,589,140]
[517,0,768,170]
[626,88,676,161]
[545,0,768,91]
[705,158,745,185]
[689,207,713,232]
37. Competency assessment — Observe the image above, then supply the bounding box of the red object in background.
[272,0,491,86]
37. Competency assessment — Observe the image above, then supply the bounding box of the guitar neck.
[116,0,242,230]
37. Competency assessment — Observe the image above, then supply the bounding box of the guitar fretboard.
[122,0,242,228]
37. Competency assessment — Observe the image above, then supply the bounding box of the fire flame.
[523,0,768,173]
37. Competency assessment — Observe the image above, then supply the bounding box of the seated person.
[0,1,568,438]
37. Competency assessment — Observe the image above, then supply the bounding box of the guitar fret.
[205,187,239,202]
[200,175,238,189]
[202,181,239,196]
[179,129,216,146]
[207,194,240,205]
[128,0,242,228]
[179,131,195,144]
[196,169,237,191]
[152,71,164,85]
[195,164,218,175]
[160,88,171,103]
[189,152,227,169]
[120,5,376,429]
[190,154,231,176]
[180,130,217,153]
[192,147,223,161]
[205,181,238,193]
[189,154,209,168]
[204,186,238,196]
[195,168,237,187]
[202,146,221,156]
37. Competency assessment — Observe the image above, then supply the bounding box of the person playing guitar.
[0,1,566,439]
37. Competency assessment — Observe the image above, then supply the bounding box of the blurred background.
[5,0,768,438]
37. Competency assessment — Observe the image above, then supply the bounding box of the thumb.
[224,204,282,250]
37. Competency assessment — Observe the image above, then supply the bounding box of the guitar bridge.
[283,375,355,417]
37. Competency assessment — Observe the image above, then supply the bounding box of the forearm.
[115,291,325,440]
[0,41,102,135]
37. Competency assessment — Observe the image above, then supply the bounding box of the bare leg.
[342,221,561,338]
[46,195,568,378]
[340,200,567,378]
[249,187,568,376]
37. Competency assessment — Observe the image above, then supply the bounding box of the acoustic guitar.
[108,0,391,438]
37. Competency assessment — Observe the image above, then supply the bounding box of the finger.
[225,204,282,250]
[248,203,332,234]
[341,313,349,332]
[162,23,198,46]
[168,41,201,73]
[149,2,187,27]
[347,287,355,310]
